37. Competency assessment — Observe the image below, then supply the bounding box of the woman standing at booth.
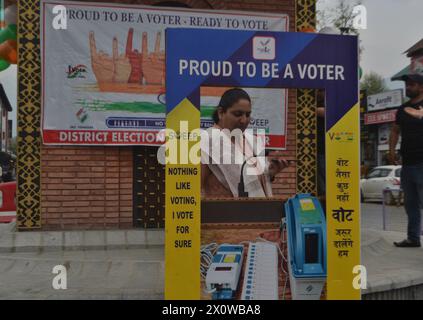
[201,88,291,198]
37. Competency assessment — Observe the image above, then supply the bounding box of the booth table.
[200,198,327,300]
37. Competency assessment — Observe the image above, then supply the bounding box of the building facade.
[0,84,12,153]
[17,0,319,230]
[362,89,403,168]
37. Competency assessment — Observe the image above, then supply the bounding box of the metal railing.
[381,188,403,231]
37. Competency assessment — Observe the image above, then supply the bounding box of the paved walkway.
[0,248,164,299]
[0,203,422,299]
[0,223,164,299]
[362,228,423,298]
[361,202,423,234]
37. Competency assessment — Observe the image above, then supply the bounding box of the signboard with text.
[165,29,360,300]
[41,0,289,148]
[364,109,397,125]
[367,89,403,112]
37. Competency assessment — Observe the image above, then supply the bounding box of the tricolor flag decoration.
[0,3,17,71]
[0,0,4,29]
[76,108,89,123]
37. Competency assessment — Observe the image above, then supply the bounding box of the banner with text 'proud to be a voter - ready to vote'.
[41,0,289,148]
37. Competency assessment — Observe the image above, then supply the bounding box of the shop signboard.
[367,89,403,112]
[364,109,397,125]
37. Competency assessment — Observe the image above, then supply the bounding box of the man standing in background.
[389,69,423,248]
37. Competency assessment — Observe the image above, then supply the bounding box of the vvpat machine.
[285,194,327,300]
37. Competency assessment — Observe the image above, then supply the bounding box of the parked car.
[360,165,402,205]
[0,181,16,223]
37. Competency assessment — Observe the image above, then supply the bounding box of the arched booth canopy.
[165,28,360,300]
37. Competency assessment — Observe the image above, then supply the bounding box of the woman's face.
[218,98,252,132]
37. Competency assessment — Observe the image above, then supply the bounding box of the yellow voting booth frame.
[164,29,360,300]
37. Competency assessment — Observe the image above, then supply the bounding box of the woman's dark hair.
[212,88,251,124]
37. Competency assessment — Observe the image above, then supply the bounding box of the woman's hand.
[405,106,423,120]
[268,158,292,181]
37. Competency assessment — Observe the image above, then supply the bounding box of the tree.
[332,0,361,35]
[317,0,364,58]
[8,136,16,155]
[360,72,388,95]
[317,0,361,35]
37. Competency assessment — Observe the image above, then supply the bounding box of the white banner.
[378,123,391,145]
[41,0,289,148]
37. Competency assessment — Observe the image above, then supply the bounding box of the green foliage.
[317,0,362,35]
[360,72,388,95]
[8,136,16,155]
[317,0,364,58]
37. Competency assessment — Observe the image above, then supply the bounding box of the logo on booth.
[66,64,87,79]
[328,131,355,143]
[252,36,275,60]
[76,108,88,123]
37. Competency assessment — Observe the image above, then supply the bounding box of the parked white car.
[360,165,402,204]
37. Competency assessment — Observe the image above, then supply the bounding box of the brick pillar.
[295,0,318,195]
